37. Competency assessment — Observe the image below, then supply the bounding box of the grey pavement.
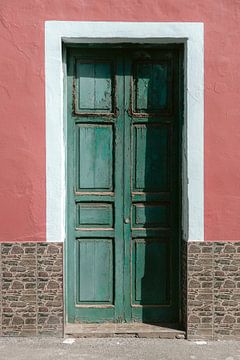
[0,337,240,360]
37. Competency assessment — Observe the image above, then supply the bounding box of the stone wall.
[184,241,240,340]
[0,243,63,336]
[181,240,188,333]
[1,240,240,339]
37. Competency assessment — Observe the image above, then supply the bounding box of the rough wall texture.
[181,241,188,333]
[1,241,240,339]
[0,243,63,336]
[185,241,240,340]
[0,1,240,241]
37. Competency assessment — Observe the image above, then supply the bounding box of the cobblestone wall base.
[1,241,240,339]
[182,241,240,340]
[0,243,63,336]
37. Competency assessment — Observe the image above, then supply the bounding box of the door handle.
[124,218,130,224]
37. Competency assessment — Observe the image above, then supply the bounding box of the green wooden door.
[66,46,182,324]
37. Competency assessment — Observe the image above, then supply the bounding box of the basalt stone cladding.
[183,241,240,340]
[0,241,240,339]
[181,240,188,333]
[0,243,63,336]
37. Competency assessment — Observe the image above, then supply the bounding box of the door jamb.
[44,21,204,326]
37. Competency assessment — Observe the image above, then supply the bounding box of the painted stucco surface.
[0,1,240,241]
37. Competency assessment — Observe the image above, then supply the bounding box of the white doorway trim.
[45,21,204,242]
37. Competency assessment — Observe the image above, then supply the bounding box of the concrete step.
[65,323,186,339]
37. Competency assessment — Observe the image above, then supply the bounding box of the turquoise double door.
[66,45,182,323]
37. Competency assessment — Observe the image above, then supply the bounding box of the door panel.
[133,239,169,304]
[77,203,113,228]
[124,48,181,322]
[134,62,170,112]
[74,60,115,114]
[77,125,113,191]
[132,203,169,228]
[77,239,113,303]
[67,49,124,323]
[133,125,169,191]
[67,46,182,324]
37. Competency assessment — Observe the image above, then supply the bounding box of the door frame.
[44,21,204,324]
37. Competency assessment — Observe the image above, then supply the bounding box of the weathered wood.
[66,46,183,324]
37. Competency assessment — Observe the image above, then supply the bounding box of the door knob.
[124,218,130,224]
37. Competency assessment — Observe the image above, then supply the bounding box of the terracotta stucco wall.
[0,0,240,241]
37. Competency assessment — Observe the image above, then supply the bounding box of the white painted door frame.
[45,21,204,243]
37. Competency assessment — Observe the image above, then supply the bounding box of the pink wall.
[0,0,240,242]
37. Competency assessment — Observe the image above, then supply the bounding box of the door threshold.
[65,323,185,339]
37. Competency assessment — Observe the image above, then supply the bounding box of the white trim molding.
[45,21,204,242]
